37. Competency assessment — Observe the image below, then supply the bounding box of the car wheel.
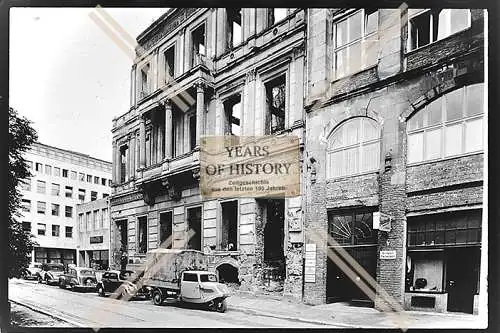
[37,275,43,284]
[216,299,227,313]
[97,285,105,297]
[45,276,50,284]
[152,290,163,306]
[59,280,65,289]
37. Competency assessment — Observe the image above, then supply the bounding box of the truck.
[142,248,230,312]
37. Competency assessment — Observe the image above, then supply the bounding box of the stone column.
[157,110,163,161]
[139,115,146,168]
[195,82,205,147]
[112,141,117,183]
[164,100,173,159]
[129,134,135,179]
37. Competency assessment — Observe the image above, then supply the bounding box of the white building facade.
[20,142,112,265]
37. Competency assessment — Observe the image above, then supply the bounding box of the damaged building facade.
[110,8,306,299]
[303,8,486,315]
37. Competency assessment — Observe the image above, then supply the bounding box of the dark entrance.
[326,209,377,306]
[446,247,480,313]
[187,206,202,250]
[159,211,173,248]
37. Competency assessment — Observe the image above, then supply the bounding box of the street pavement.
[9,278,486,329]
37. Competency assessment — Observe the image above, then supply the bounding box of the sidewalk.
[227,293,486,329]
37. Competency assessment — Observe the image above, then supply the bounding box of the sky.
[9,7,169,162]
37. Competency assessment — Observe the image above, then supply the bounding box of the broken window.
[159,211,173,248]
[269,8,287,26]
[164,45,175,83]
[138,216,148,254]
[334,9,379,79]
[264,199,285,261]
[187,207,202,251]
[265,75,286,134]
[408,9,471,51]
[227,8,242,48]
[191,24,206,66]
[220,200,238,251]
[140,64,150,97]
[65,186,73,198]
[116,219,128,252]
[120,145,128,183]
[189,114,197,151]
[224,95,241,136]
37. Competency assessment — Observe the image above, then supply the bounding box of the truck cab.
[179,271,230,312]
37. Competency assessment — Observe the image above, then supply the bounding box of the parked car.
[37,263,65,285]
[59,266,98,291]
[96,270,151,300]
[21,263,42,280]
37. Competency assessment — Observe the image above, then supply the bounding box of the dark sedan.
[96,270,151,300]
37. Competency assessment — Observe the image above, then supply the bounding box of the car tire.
[45,276,50,285]
[216,299,227,313]
[37,275,43,284]
[59,280,65,289]
[97,285,105,297]
[152,289,163,306]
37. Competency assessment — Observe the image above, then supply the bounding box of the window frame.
[51,203,60,216]
[223,94,242,136]
[226,8,243,50]
[137,215,148,254]
[190,22,207,67]
[264,73,287,135]
[65,226,73,238]
[65,205,73,218]
[37,223,46,236]
[36,180,46,194]
[52,224,60,237]
[37,201,46,215]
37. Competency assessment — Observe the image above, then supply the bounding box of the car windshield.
[80,270,95,276]
[199,274,217,282]
[48,265,64,271]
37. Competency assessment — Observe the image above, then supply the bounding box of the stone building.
[76,198,111,270]
[110,8,306,299]
[20,142,112,265]
[303,8,486,315]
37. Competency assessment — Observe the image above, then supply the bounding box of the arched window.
[407,83,484,164]
[327,117,381,178]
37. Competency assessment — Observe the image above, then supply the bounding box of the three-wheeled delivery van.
[142,249,230,312]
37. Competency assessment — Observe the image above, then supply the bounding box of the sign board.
[305,258,316,267]
[304,266,316,275]
[305,243,316,252]
[200,136,300,198]
[373,212,380,229]
[380,250,397,260]
[90,236,104,244]
[304,274,316,283]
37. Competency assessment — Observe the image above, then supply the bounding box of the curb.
[9,299,83,327]
[228,305,359,328]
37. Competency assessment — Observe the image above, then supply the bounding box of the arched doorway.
[216,263,240,284]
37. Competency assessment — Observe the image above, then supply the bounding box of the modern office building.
[110,8,306,299]
[76,198,111,270]
[20,142,112,265]
[303,8,486,315]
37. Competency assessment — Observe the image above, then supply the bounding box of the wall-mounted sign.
[90,236,104,244]
[304,274,315,283]
[380,250,397,260]
[304,243,317,283]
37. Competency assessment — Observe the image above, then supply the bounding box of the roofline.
[31,141,112,166]
[136,8,177,43]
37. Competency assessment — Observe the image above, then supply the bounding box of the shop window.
[71,171,77,180]
[65,205,73,218]
[407,9,471,51]
[138,216,148,254]
[37,223,46,236]
[164,45,175,82]
[65,226,73,238]
[406,251,444,292]
[269,8,287,26]
[22,222,31,232]
[51,203,60,216]
[189,114,197,151]
[20,179,31,191]
[227,8,242,49]
[265,75,286,134]
[220,201,238,251]
[51,183,60,196]
[159,211,173,248]
[78,189,86,203]
[21,199,31,212]
[407,83,484,164]
[327,209,377,246]
[191,24,206,67]
[79,172,85,181]
[65,186,73,198]
[37,201,46,214]
[53,167,60,177]
[45,164,52,175]
[333,9,379,79]
[52,225,60,237]
[91,191,98,201]
[62,169,68,178]
[327,117,380,178]
[224,95,241,136]
[36,180,46,194]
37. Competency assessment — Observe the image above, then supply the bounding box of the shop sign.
[90,236,104,244]
[304,243,317,283]
[380,250,397,260]
[304,274,316,283]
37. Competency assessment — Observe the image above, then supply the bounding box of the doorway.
[446,247,480,313]
[187,206,202,250]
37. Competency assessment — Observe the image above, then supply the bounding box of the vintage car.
[21,263,42,280]
[37,263,65,285]
[58,266,98,291]
[96,270,151,300]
